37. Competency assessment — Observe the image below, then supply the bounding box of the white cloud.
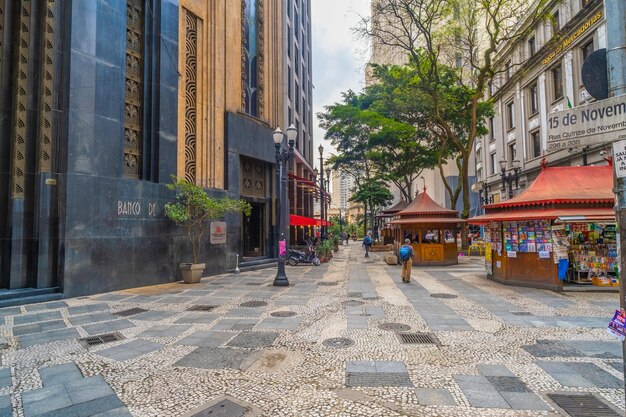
[312,0,371,163]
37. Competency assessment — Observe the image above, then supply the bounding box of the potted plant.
[332,235,340,252]
[165,177,251,283]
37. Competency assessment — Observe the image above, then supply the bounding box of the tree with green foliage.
[359,0,551,246]
[350,178,394,235]
[165,177,251,264]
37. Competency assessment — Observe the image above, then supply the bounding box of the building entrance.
[243,203,265,258]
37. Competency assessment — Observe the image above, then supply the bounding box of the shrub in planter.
[317,240,333,262]
[165,177,251,283]
[332,236,340,252]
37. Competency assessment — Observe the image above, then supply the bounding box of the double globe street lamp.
[499,159,522,199]
[273,124,297,287]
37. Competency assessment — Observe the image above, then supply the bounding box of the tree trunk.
[460,151,471,251]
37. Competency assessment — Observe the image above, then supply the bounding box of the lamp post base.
[273,259,290,286]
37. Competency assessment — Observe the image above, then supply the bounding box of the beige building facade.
[476,0,607,204]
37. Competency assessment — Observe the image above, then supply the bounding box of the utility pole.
[606,0,626,403]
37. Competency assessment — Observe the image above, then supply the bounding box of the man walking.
[362,233,372,258]
[399,238,414,282]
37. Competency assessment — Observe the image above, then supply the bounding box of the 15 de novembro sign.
[546,95,626,151]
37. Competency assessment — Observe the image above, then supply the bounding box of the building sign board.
[612,140,626,179]
[547,95,626,151]
[210,222,227,244]
[542,11,603,66]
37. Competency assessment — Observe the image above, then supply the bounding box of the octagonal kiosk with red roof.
[389,189,465,266]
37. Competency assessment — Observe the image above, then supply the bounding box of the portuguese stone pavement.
[0,245,622,416]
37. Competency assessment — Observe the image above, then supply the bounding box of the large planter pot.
[180,263,206,284]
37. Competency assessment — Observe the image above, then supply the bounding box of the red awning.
[289,214,317,226]
[468,208,615,225]
[483,165,614,209]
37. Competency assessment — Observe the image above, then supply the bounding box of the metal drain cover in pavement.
[547,393,620,417]
[187,305,219,312]
[322,337,354,348]
[240,301,268,308]
[270,311,297,317]
[191,399,248,417]
[430,293,458,299]
[397,332,439,345]
[317,282,338,286]
[78,332,125,348]
[378,323,412,332]
[342,300,364,307]
[114,307,148,317]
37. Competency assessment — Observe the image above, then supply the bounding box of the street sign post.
[546,95,626,152]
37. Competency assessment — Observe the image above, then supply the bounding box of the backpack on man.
[399,245,411,261]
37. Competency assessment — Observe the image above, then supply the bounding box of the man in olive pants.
[400,239,414,283]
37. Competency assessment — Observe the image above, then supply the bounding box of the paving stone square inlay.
[270,311,297,317]
[322,337,354,348]
[226,331,279,349]
[430,293,458,299]
[378,323,411,332]
[187,305,219,312]
[346,361,413,387]
[240,301,268,308]
[485,376,531,392]
[114,307,148,317]
[342,300,364,307]
[317,282,338,286]
[190,399,248,417]
[175,347,258,370]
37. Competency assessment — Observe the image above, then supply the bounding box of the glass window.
[509,143,516,164]
[528,36,536,57]
[243,0,259,116]
[582,39,594,62]
[529,82,538,115]
[552,10,560,32]
[506,101,515,130]
[490,152,497,175]
[505,60,512,82]
[552,63,563,100]
[489,117,495,142]
[531,130,541,158]
[444,230,455,243]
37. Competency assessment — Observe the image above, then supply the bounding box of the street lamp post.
[499,159,522,199]
[273,125,297,287]
[318,145,326,237]
[325,168,330,231]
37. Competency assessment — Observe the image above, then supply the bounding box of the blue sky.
[311,0,370,165]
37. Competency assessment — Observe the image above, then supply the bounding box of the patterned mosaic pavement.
[0,245,622,416]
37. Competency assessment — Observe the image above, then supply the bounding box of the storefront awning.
[289,214,334,227]
[468,208,615,225]
[289,214,317,226]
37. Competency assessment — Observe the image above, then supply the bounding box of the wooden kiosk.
[377,200,408,244]
[468,164,615,290]
[390,190,464,266]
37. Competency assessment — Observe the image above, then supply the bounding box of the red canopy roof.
[469,207,615,225]
[289,214,332,227]
[483,165,614,209]
[397,190,458,217]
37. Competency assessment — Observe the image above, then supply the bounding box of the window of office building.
[505,60,512,82]
[531,130,541,158]
[490,152,497,175]
[489,117,495,142]
[509,143,517,164]
[528,36,536,57]
[506,101,515,130]
[552,63,563,101]
[529,82,538,115]
[552,10,560,32]
[582,39,594,62]
[243,0,261,117]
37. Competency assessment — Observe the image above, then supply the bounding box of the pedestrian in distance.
[362,233,373,258]
[399,238,414,282]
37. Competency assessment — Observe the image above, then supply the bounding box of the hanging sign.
[210,222,227,244]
